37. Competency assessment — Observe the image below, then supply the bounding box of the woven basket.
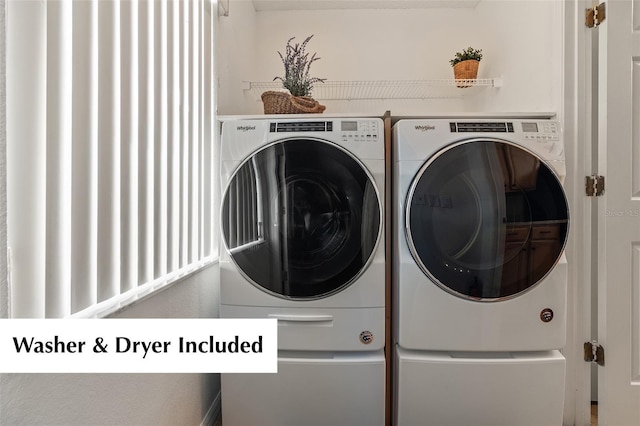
[453,59,479,88]
[261,91,326,114]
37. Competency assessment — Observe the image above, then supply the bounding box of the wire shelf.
[244,79,500,101]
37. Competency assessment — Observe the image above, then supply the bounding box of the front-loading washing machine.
[219,117,385,426]
[392,118,569,426]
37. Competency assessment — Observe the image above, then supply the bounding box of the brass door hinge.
[584,340,605,366]
[586,2,606,28]
[586,174,605,196]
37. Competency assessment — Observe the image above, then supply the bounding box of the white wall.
[0,264,221,426]
[218,0,563,116]
[217,0,258,114]
[0,0,7,322]
[471,0,564,114]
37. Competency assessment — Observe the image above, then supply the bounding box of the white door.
[598,0,640,423]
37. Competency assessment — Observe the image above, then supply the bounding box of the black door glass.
[407,140,569,300]
[222,139,381,299]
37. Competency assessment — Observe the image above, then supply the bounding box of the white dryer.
[393,119,569,426]
[220,117,385,426]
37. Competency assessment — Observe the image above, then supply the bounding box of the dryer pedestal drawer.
[394,346,565,426]
[222,350,385,426]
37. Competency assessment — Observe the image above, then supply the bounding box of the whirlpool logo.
[236,125,256,132]
[415,125,436,132]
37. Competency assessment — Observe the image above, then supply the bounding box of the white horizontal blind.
[7,0,216,318]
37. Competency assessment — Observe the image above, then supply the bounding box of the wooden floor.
[215,405,599,426]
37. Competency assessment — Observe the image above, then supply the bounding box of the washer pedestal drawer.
[222,350,385,426]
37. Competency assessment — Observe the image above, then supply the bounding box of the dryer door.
[406,139,569,300]
[222,138,381,299]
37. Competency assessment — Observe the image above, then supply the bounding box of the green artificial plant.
[449,46,483,67]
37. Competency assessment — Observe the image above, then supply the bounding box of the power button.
[540,308,554,323]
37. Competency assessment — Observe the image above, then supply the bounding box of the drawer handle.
[268,314,333,323]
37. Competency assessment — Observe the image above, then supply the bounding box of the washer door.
[222,138,381,299]
[406,139,569,300]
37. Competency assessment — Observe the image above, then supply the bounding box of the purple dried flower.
[274,35,326,97]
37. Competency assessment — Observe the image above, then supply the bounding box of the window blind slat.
[209,2,219,259]
[193,0,200,262]
[138,0,155,285]
[167,0,180,272]
[180,0,189,267]
[153,0,168,278]
[7,0,47,318]
[71,0,99,313]
[97,0,121,302]
[120,0,139,294]
[187,0,197,263]
[45,0,73,318]
[202,0,213,258]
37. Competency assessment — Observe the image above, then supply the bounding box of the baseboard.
[201,390,222,426]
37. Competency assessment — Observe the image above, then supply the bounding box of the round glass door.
[222,139,381,299]
[406,139,569,300]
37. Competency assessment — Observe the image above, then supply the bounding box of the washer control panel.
[340,120,380,143]
[268,119,381,144]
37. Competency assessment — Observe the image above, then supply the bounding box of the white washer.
[220,117,385,426]
[393,119,569,426]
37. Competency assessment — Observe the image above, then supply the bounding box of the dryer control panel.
[521,121,560,141]
[521,121,563,158]
[449,121,560,142]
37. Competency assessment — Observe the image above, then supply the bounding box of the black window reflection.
[407,140,568,300]
[223,139,381,299]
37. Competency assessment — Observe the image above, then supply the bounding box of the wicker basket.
[261,91,326,114]
[453,59,479,88]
